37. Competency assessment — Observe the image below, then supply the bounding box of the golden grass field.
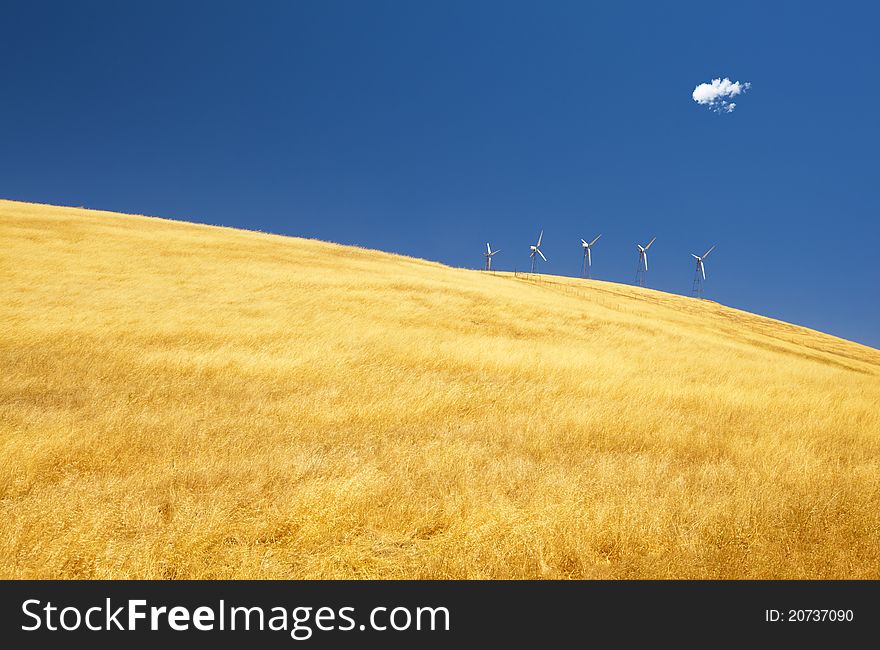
[2,198,879,579]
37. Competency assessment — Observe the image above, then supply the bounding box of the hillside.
[1,198,879,579]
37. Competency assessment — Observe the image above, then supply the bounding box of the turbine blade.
[645,237,656,250]
[590,234,602,246]
[644,253,648,270]
[537,230,543,247]
[538,249,547,262]
[691,253,700,260]
[587,248,591,266]
[581,239,588,247]
[487,242,491,254]
[703,244,716,259]
[637,244,644,252]
[701,262,706,280]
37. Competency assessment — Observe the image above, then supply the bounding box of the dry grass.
[1,198,879,579]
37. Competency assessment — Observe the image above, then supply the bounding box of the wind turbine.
[529,230,547,274]
[483,242,500,271]
[691,244,716,299]
[635,237,656,287]
[580,234,601,279]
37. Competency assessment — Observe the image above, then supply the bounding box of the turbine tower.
[483,242,500,271]
[691,244,716,299]
[580,234,601,279]
[529,230,547,274]
[634,237,655,287]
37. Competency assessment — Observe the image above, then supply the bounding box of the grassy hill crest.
[2,199,878,578]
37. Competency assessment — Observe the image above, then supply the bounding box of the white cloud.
[692,77,751,113]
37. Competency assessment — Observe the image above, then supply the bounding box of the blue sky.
[2,1,878,347]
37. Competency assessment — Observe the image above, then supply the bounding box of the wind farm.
[492,229,716,299]
[2,199,879,580]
